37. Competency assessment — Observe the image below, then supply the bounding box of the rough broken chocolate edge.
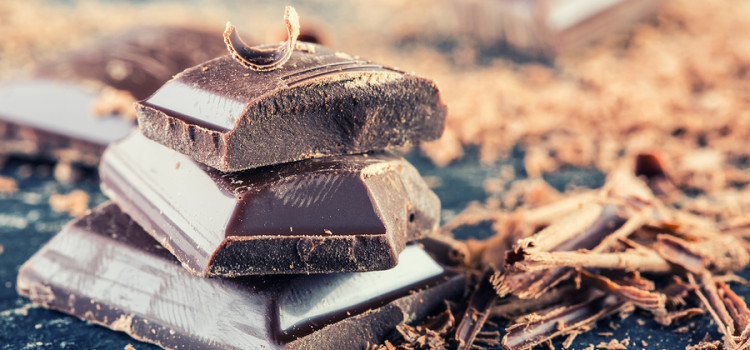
[135,71,446,172]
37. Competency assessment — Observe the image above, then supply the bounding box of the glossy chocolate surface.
[17,203,465,350]
[136,45,447,171]
[100,132,440,276]
[0,26,225,165]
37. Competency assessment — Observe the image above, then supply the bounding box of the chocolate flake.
[502,291,627,350]
[454,269,497,350]
[579,270,666,314]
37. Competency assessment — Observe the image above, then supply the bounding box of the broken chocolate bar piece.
[99,132,440,276]
[135,46,447,172]
[17,203,466,350]
[0,26,226,166]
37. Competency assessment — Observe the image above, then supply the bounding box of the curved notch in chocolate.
[224,6,300,71]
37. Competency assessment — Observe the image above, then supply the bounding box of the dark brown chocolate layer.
[0,26,226,166]
[99,132,440,277]
[17,202,466,350]
[135,46,447,171]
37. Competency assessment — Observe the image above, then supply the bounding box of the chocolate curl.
[224,6,300,71]
[509,249,672,274]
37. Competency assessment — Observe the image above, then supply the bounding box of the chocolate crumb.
[91,86,137,121]
[596,339,627,350]
[48,190,89,217]
[0,176,17,194]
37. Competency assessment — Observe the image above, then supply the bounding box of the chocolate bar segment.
[17,203,466,350]
[99,132,440,276]
[135,46,447,171]
[0,26,226,166]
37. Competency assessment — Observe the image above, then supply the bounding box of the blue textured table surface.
[0,150,736,349]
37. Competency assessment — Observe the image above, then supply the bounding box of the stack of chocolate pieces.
[17,25,466,349]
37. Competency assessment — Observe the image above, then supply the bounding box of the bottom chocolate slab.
[16,203,466,350]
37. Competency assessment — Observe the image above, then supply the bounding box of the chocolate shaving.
[223,6,300,71]
[653,308,704,326]
[507,249,672,274]
[454,269,498,350]
[686,340,723,350]
[495,203,629,299]
[490,286,575,319]
[689,272,750,349]
[580,270,666,314]
[595,339,628,350]
[655,234,750,274]
[502,291,627,350]
[372,304,456,350]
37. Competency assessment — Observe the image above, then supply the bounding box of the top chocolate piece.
[135,45,447,171]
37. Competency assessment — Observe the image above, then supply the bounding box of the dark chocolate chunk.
[99,132,440,277]
[0,26,226,166]
[17,202,466,350]
[135,46,447,172]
